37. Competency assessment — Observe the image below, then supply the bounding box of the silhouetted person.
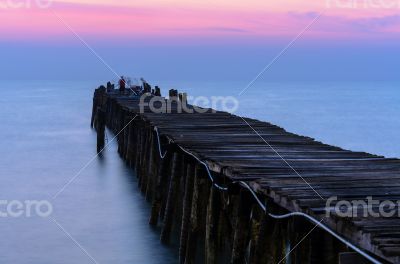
[119,76,126,94]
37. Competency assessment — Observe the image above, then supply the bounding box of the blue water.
[157,80,400,158]
[0,80,399,263]
[0,81,177,263]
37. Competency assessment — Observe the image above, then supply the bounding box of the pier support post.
[140,126,151,193]
[155,86,161,96]
[185,165,210,264]
[91,97,97,128]
[205,185,221,264]
[145,131,156,201]
[309,228,341,264]
[253,216,275,264]
[149,151,172,226]
[179,163,195,264]
[161,152,183,244]
[231,190,252,264]
[249,204,263,263]
[288,218,312,264]
[252,201,290,264]
[91,85,105,128]
[126,121,136,167]
[139,126,150,192]
[95,107,106,153]
[339,253,370,264]
[135,121,143,178]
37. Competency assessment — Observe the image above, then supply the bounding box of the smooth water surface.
[158,80,400,158]
[0,81,177,263]
[0,80,399,263]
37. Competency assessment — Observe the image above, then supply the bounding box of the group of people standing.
[118,76,144,95]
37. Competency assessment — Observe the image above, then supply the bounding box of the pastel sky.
[1,0,400,42]
[1,0,400,81]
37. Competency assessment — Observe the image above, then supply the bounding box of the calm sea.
[0,80,398,263]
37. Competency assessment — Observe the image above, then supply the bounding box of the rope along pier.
[91,84,400,264]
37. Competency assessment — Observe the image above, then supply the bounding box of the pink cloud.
[1,1,400,43]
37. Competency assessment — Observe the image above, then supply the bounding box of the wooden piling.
[140,126,151,194]
[125,120,136,167]
[135,121,143,177]
[91,85,105,128]
[145,131,156,201]
[205,186,221,264]
[309,228,343,264]
[91,96,97,128]
[149,151,172,226]
[160,152,183,244]
[95,107,106,153]
[155,86,161,96]
[231,190,252,264]
[169,89,178,99]
[249,204,263,263]
[185,165,210,264]
[288,218,312,264]
[179,163,195,263]
[339,252,370,264]
[252,209,279,264]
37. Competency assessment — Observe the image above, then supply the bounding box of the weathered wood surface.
[94,88,400,264]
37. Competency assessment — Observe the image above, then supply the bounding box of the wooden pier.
[92,84,400,264]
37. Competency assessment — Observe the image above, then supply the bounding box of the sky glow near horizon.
[1,0,400,42]
[1,0,400,81]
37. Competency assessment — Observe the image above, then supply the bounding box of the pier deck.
[93,87,400,264]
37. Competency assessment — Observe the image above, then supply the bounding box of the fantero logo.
[139,94,239,114]
[0,200,53,218]
[0,0,52,9]
[326,196,400,218]
[326,0,400,8]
